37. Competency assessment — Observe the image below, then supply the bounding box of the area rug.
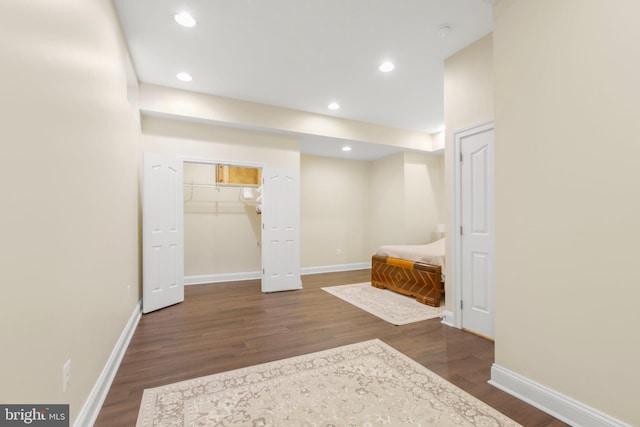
[321,282,443,325]
[136,339,519,426]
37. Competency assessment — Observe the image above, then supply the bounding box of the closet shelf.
[184,182,260,189]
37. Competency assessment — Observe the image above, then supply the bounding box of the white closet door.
[459,124,494,338]
[261,167,302,293]
[142,152,184,313]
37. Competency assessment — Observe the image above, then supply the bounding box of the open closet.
[142,153,301,313]
[183,162,263,283]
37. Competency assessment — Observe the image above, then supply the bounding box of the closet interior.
[183,162,263,279]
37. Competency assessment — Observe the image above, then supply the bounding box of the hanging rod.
[183,181,260,203]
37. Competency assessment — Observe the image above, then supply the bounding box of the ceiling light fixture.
[176,72,193,82]
[436,24,452,38]
[379,61,395,73]
[328,102,340,110]
[175,11,197,28]
[342,146,352,152]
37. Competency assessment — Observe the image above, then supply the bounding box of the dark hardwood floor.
[95,270,566,426]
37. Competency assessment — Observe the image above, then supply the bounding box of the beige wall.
[155,122,445,274]
[444,33,494,310]
[301,152,444,269]
[0,0,141,424]
[300,156,371,267]
[369,154,407,249]
[404,152,445,244]
[369,152,444,251]
[139,84,434,152]
[493,1,639,424]
[143,118,445,276]
[139,78,447,276]
[141,116,299,169]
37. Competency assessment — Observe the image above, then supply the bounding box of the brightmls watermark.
[0,405,68,426]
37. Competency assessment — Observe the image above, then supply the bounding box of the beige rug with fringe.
[322,282,443,325]
[136,339,519,426]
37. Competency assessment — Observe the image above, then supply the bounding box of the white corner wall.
[0,1,141,424]
[493,1,640,425]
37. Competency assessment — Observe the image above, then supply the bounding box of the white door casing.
[142,152,184,313]
[454,122,495,339]
[261,167,302,293]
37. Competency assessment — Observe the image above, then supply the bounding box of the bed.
[371,238,445,307]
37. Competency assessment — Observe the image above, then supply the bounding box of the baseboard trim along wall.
[185,271,261,285]
[441,310,455,327]
[489,364,631,427]
[185,263,371,285]
[74,301,142,427]
[301,262,371,275]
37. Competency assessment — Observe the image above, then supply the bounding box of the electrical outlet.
[62,359,71,393]
[336,249,342,255]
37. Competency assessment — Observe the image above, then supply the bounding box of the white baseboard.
[301,262,371,275]
[185,264,371,286]
[441,310,455,327]
[185,271,261,285]
[489,364,630,427]
[75,301,142,427]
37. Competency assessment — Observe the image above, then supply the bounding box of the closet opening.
[183,161,264,285]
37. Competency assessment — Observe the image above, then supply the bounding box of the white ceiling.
[114,0,493,160]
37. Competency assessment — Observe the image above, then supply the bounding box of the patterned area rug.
[322,282,443,325]
[136,340,520,426]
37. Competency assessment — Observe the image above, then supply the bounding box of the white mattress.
[375,238,446,271]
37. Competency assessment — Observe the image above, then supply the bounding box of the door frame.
[452,121,495,331]
[179,155,266,278]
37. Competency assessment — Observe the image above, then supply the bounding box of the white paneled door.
[261,168,302,293]
[142,153,184,313]
[459,123,494,338]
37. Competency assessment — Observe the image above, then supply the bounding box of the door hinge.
[460,226,463,235]
[459,152,463,162]
[460,300,464,309]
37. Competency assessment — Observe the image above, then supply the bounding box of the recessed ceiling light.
[342,146,352,152]
[175,11,197,28]
[379,61,395,73]
[176,72,192,82]
[328,102,340,110]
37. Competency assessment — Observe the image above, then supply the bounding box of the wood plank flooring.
[95,270,566,426]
